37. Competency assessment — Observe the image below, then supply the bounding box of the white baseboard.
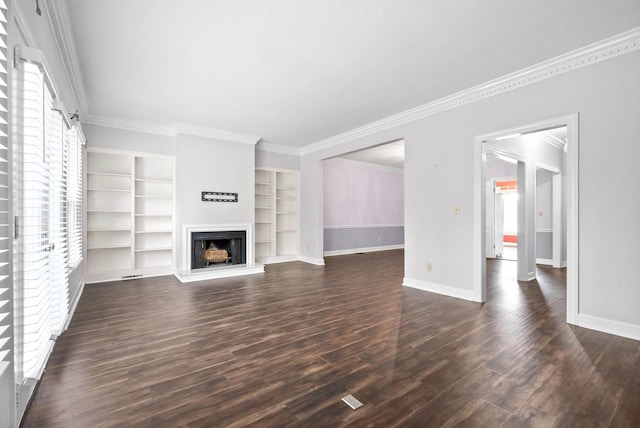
[403,277,475,302]
[298,255,325,266]
[536,258,554,266]
[175,264,265,283]
[578,313,640,342]
[64,280,86,331]
[323,244,404,257]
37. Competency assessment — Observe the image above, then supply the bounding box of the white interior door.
[485,184,495,258]
[495,192,504,257]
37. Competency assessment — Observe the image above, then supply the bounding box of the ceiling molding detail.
[83,114,175,136]
[256,142,301,156]
[44,0,89,116]
[173,122,261,145]
[300,27,640,156]
[83,114,261,145]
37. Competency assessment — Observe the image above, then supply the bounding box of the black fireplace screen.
[191,230,246,269]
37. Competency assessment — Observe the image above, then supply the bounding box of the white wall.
[299,50,640,333]
[84,123,176,155]
[175,134,255,271]
[256,149,300,170]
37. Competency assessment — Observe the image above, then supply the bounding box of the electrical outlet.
[427,262,432,271]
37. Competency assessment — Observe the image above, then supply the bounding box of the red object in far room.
[504,234,517,243]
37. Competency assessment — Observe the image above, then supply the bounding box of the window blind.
[66,124,82,268]
[0,4,13,428]
[13,59,56,381]
[46,91,68,336]
[12,44,81,395]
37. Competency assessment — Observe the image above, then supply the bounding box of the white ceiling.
[60,0,640,150]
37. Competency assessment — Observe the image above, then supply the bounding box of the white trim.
[403,278,475,302]
[84,114,175,136]
[298,255,325,266]
[82,114,261,145]
[175,264,264,283]
[324,244,404,257]
[565,114,580,325]
[86,145,175,161]
[552,173,563,269]
[258,254,299,265]
[324,224,404,230]
[300,27,640,155]
[536,228,553,233]
[474,113,579,325]
[15,45,65,110]
[540,132,566,149]
[578,314,640,342]
[536,258,554,266]
[325,156,404,174]
[178,224,265,282]
[174,122,261,145]
[43,0,88,116]
[64,280,85,331]
[257,142,301,156]
[181,223,256,272]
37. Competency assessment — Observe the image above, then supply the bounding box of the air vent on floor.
[341,394,363,410]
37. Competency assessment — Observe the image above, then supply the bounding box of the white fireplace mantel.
[175,223,264,283]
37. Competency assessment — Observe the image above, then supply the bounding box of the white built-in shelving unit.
[85,148,174,282]
[255,168,299,264]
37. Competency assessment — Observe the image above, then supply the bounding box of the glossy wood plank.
[22,251,640,427]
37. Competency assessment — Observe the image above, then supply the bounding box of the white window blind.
[46,94,68,336]
[13,58,55,381]
[66,124,82,268]
[0,2,13,424]
[12,44,79,392]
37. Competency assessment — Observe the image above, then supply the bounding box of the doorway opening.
[497,180,518,261]
[474,114,579,324]
[321,139,405,261]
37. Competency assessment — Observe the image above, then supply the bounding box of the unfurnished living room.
[1,1,639,427]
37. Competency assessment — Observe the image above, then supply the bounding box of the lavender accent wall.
[323,158,404,254]
[323,158,403,226]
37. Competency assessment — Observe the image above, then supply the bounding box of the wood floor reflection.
[23,250,640,427]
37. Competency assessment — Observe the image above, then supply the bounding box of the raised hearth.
[176,224,264,283]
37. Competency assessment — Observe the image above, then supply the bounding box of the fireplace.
[191,230,246,269]
[177,224,262,283]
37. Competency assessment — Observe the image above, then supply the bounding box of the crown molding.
[256,141,301,156]
[300,27,640,156]
[83,114,175,136]
[83,114,262,145]
[173,122,261,145]
[44,0,89,116]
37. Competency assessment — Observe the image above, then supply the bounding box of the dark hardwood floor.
[23,251,640,427]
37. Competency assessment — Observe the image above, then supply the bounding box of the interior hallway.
[23,251,639,427]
